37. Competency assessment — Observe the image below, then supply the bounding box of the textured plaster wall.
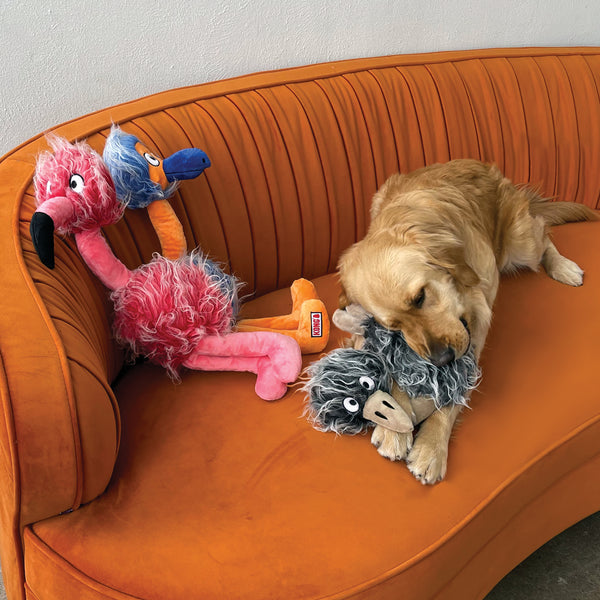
[1,0,599,156]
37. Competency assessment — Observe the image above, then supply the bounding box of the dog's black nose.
[430,346,455,367]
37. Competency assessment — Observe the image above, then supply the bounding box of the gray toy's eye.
[343,397,360,413]
[359,376,375,391]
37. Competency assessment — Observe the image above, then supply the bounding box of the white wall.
[1,0,598,157]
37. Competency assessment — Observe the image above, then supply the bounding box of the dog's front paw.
[406,435,448,485]
[371,425,413,462]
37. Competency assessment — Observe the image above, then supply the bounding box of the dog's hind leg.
[541,238,584,287]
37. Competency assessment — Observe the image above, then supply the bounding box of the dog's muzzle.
[362,390,413,433]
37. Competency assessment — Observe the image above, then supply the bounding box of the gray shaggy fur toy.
[361,317,480,408]
[305,348,391,435]
[304,307,481,435]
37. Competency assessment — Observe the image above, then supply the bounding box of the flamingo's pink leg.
[183,332,301,400]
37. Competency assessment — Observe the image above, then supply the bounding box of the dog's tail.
[527,192,598,225]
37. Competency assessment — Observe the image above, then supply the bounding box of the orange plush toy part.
[236,278,330,354]
[103,126,330,354]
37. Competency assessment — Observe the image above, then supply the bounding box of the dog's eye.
[343,397,360,413]
[359,376,375,391]
[413,287,426,309]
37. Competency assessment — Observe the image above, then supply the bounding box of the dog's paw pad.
[371,426,412,462]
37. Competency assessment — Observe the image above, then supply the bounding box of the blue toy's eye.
[343,397,360,413]
[69,174,84,194]
[144,152,161,167]
[359,376,375,391]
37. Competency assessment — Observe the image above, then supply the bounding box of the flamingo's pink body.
[31,136,301,400]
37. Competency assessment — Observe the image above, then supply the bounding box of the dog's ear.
[426,242,480,288]
[451,262,480,288]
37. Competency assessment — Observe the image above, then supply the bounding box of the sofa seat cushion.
[25,222,600,600]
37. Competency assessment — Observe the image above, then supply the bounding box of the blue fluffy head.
[103,127,177,208]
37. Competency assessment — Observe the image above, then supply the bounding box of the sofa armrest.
[0,157,121,529]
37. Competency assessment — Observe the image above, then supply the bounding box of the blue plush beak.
[163,148,211,182]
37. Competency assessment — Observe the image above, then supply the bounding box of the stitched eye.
[69,174,84,194]
[413,287,426,309]
[359,376,375,391]
[143,152,161,167]
[343,397,360,413]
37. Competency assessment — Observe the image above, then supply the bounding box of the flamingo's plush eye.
[46,181,52,195]
[69,174,85,194]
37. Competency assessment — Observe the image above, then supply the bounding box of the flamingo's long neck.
[75,229,131,291]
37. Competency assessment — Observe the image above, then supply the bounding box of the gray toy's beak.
[363,390,413,432]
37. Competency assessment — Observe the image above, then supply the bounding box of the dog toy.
[304,347,415,435]
[103,125,211,260]
[103,126,330,353]
[30,135,301,401]
[304,304,481,434]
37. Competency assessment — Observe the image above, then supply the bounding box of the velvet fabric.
[1,47,600,600]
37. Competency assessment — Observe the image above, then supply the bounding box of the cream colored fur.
[338,159,597,484]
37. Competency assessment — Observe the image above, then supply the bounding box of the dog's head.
[304,348,413,435]
[338,192,480,366]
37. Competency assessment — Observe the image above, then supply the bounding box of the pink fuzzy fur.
[112,252,236,378]
[34,135,124,232]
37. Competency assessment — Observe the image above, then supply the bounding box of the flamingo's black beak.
[30,212,56,269]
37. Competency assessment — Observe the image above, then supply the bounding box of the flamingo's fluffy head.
[34,135,124,234]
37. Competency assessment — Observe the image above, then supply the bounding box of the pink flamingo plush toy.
[30,136,301,400]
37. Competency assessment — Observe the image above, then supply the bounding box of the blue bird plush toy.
[103,126,211,260]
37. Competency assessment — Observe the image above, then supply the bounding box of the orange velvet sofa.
[1,47,599,600]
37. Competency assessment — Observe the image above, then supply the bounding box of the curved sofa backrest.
[95,47,600,299]
[12,48,600,302]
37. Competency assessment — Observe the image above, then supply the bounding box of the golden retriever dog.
[338,159,597,484]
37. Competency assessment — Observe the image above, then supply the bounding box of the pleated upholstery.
[31,48,600,302]
[1,47,600,600]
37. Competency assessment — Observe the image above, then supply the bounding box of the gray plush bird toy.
[304,304,481,435]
